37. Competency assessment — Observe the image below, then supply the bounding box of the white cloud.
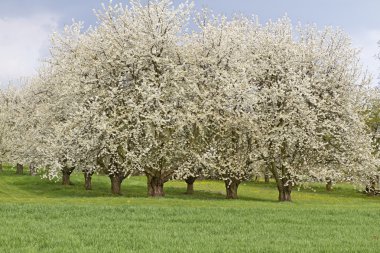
[351,29,380,86]
[0,14,59,87]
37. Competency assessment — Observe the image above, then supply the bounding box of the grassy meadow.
[1,166,380,252]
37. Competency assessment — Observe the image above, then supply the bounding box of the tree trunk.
[275,178,292,201]
[264,168,270,183]
[270,165,292,201]
[366,178,377,196]
[147,175,165,197]
[185,176,196,194]
[84,169,94,190]
[109,175,124,195]
[0,162,2,173]
[225,180,240,199]
[62,167,74,185]
[278,184,292,201]
[326,178,332,191]
[16,163,23,175]
[29,163,37,176]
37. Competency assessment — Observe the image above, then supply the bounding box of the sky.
[0,0,380,87]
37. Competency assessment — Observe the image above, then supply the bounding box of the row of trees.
[0,0,378,201]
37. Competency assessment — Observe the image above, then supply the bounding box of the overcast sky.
[1,0,380,86]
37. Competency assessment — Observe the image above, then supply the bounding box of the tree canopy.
[0,0,377,201]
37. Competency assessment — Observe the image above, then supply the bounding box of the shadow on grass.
[3,172,278,203]
[3,172,227,200]
[1,168,374,203]
[291,183,371,200]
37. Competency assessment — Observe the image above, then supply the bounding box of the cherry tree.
[37,0,195,196]
[0,88,15,168]
[362,89,380,192]
[180,14,261,199]
[0,86,31,173]
[14,0,375,202]
[36,20,131,192]
[86,0,196,196]
[247,18,376,201]
[38,23,87,185]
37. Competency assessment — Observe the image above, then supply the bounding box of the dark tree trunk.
[62,166,74,185]
[366,178,377,196]
[225,180,240,199]
[185,176,197,194]
[62,172,71,185]
[29,163,37,176]
[326,178,332,191]
[274,177,292,201]
[83,169,94,190]
[109,175,124,195]
[264,168,270,183]
[0,162,2,173]
[16,163,23,175]
[278,184,292,201]
[147,175,165,197]
[270,165,292,201]
[326,181,332,191]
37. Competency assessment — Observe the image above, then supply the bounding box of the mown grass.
[1,166,380,252]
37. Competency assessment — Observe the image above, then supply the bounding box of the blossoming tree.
[246,18,376,201]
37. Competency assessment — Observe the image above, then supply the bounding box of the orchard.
[1,0,378,200]
[1,1,380,251]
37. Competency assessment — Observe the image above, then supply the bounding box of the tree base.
[264,168,270,183]
[147,175,165,197]
[62,172,73,185]
[278,190,292,201]
[326,181,333,191]
[110,175,124,195]
[225,181,240,199]
[16,163,23,175]
[29,163,37,176]
[84,170,94,190]
[185,177,197,194]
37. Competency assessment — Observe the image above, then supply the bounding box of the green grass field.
[1,167,380,253]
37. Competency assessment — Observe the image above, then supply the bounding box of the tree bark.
[62,166,74,185]
[0,162,2,173]
[16,163,23,175]
[29,163,37,176]
[278,183,292,201]
[270,165,292,201]
[147,175,165,197]
[366,178,377,196]
[83,169,94,190]
[185,176,196,194]
[109,175,124,195]
[277,184,292,201]
[225,180,240,199]
[326,178,332,191]
[274,177,292,201]
[264,171,270,183]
